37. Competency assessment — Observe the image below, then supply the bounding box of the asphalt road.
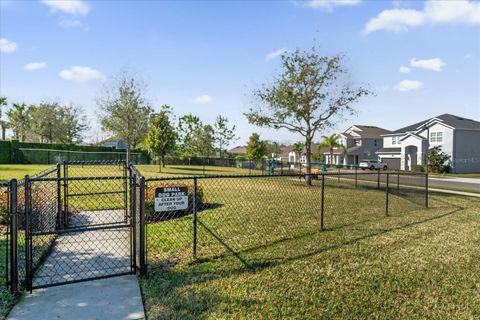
[322,169,480,192]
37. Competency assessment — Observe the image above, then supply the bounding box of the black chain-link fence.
[143,171,427,272]
[4,162,427,295]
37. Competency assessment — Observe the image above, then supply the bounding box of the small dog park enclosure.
[1,161,428,293]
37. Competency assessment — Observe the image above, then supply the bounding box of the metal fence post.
[320,174,325,231]
[63,163,68,227]
[397,172,400,195]
[56,163,62,229]
[193,176,198,258]
[377,169,380,189]
[24,175,32,292]
[139,177,146,275]
[130,174,137,273]
[425,172,429,208]
[385,173,389,217]
[9,179,19,295]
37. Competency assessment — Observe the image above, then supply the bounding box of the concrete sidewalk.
[430,176,480,184]
[7,275,145,320]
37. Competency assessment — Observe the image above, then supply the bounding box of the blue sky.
[1,0,479,145]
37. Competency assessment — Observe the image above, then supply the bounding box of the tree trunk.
[305,137,312,186]
[162,155,166,167]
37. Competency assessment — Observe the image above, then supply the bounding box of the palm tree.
[0,97,7,140]
[318,134,346,165]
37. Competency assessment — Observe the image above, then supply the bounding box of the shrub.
[412,165,425,172]
[145,182,204,222]
[0,192,8,225]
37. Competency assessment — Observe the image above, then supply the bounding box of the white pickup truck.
[359,160,388,170]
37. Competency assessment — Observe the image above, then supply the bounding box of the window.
[374,139,378,147]
[430,132,443,143]
[354,139,361,146]
[392,136,397,145]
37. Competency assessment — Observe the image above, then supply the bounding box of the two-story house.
[376,114,480,173]
[323,125,391,166]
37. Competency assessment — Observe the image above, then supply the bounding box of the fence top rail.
[17,148,144,155]
[128,164,144,178]
[144,171,426,182]
[60,160,127,166]
[29,175,128,182]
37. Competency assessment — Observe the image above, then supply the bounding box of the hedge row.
[0,140,150,164]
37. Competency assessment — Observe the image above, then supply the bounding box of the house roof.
[375,147,401,154]
[388,114,480,135]
[351,125,391,138]
[228,146,247,155]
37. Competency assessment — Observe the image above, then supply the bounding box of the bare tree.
[245,48,372,185]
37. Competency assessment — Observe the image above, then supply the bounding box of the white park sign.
[154,186,189,212]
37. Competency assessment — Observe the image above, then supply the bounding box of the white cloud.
[58,17,89,30]
[410,58,445,72]
[394,80,423,92]
[266,48,287,61]
[193,94,212,104]
[41,0,90,16]
[24,62,47,71]
[364,0,480,34]
[305,0,361,11]
[59,66,104,82]
[0,38,17,53]
[399,66,411,73]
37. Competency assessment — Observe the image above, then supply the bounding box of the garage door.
[381,158,400,170]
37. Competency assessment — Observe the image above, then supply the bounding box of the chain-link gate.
[24,161,136,290]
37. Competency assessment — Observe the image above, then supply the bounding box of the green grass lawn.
[0,164,478,319]
[141,192,480,319]
[0,164,261,182]
[0,165,51,182]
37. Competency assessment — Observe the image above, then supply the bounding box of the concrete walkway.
[7,275,145,320]
[8,209,145,319]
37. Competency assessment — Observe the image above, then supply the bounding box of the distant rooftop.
[389,114,480,134]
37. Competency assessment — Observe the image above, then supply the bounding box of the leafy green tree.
[177,114,202,164]
[214,116,237,159]
[246,133,267,161]
[6,102,30,142]
[427,146,451,173]
[28,102,59,143]
[312,146,325,162]
[98,72,153,163]
[144,105,177,171]
[245,48,371,185]
[265,141,281,158]
[56,104,89,144]
[318,134,345,165]
[196,124,216,158]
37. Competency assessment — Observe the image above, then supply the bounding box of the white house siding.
[399,135,425,170]
[453,130,480,173]
[417,123,455,156]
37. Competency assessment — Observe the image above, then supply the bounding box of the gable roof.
[228,146,247,155]
[344,125,391,139]
[389,114,480,134]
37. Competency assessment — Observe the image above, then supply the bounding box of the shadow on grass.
[142,203,464,318]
